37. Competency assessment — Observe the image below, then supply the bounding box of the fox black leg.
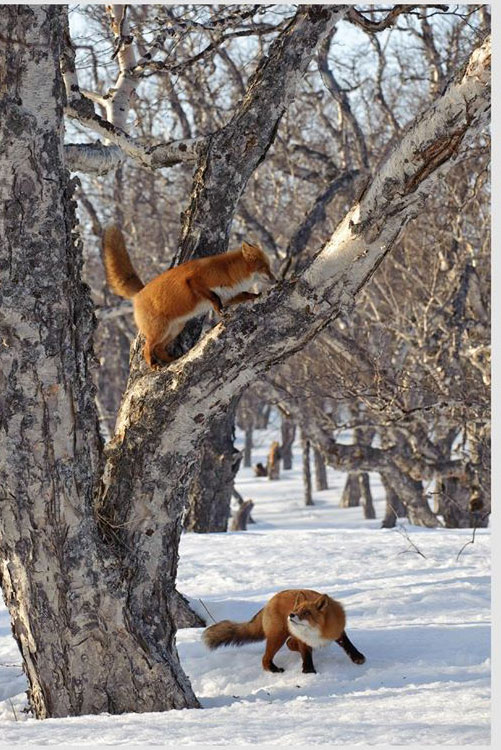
[336,631,366,664]
[301,647,316,674]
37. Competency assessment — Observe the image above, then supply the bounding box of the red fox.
[203,589,366,674]
[102,226,276,368]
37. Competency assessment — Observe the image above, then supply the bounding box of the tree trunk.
[313,447,329,490]
[256,404,272,429]
[0,6,198,718]
[359,472,376,520]
[340,473,361,507]
[244,425,253,468]
[184,399,240,532]
[281,416,296,470]
[302,434,314,506]
[380,473,406,528]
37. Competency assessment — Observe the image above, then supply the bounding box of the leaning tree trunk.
[0,6,198,718]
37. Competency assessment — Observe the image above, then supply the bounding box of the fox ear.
[316,595,329,611]
[293,591,307,608]
[241,241,261,262]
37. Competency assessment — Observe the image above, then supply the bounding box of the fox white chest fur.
[287,618,331,648]
[211,275,257,302]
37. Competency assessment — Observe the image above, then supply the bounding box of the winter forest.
[0,3,491,746]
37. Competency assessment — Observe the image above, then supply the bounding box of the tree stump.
[267,441,281,480]
[230,500,255,531]
[254,462,267,477]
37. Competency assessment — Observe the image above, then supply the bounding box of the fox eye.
[303,610,310,617]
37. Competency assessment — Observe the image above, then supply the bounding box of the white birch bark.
[0,6,198,718]
[62,4,205,174]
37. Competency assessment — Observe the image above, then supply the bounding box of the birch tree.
[0,4,490,720]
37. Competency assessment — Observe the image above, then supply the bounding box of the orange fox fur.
[102,226,275,367]
[203,589,366,674]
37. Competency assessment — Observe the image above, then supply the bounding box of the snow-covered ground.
[0,427,490,745]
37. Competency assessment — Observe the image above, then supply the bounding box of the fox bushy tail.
[102,225,144,299]
[203,609,265,649]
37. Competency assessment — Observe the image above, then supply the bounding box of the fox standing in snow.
[203,589,366,674]
[102,226,276,368]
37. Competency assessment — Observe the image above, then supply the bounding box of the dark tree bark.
[256,404,272,429]
[313,447,329,490]
[281,415,296,470]
[359,472,376,520]
[340,473,360,507]
[380,473,406,528]
[183,399,239,532]
[230,500,255,531]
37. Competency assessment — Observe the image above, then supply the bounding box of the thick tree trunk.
[184,399,240,532]
[340,473,361,507]
[0,6,198,717]
[281,416,296,470]
[314,447,329,491]
[380,473,406,528]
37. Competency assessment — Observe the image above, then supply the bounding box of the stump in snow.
[254,462,267,477]
[230,500,255,531]
[232,487,255,524]
[267,441,281,480]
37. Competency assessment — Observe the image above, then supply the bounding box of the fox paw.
[352,653,366,664]
[268,663,284,673]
